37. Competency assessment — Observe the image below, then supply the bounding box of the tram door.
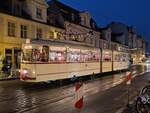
[14,49,21,69]
[4,48,21,75]
[4,49,12,74]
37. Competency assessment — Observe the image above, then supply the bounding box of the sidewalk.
[0,72,19,81]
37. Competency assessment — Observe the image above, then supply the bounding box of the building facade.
[47,0,100,48]
[0,0,148,76]
[0,0,65,73]
[108,22,147,64]
[128,27,147,63]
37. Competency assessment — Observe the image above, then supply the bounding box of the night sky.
[49,0,150,51]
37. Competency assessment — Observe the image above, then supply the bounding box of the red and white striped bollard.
[74,81,84,112]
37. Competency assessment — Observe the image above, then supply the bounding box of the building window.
[71,13,75,21]
[36,8,42,19]
[14,4,21,16]
[8,22,16,37]
[36,28,42,39]
[49,31,54,39]
[21,25,27,38]
[57,32,61,39]
[92,22,95,28]
[81,17,87,25]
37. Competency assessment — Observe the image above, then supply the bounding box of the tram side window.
[49,51,66,62]
[32,49,41,61]
[67,51,80,62]
[121,54,128,62]
[103,52,111,62]
[91,51,100,62]
[23,49,32,62]
[80,51,91,62]
[114,54,120,62]
[31,46,49,62]
[41,46,49,62]
[80,50,99,62]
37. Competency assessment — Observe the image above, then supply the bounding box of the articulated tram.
[20,40,129,82]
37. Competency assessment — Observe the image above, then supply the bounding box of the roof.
[0,0,65,29]
[0,0,31,19]
[111,32,123,37]
[111,32,124,43]
[47,0,99,31]
[47,0,80,14]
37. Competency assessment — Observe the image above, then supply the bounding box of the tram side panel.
[113,51,129,71]
[35,62,100,82]
[20,45,101,82]
[20,63,36,81]
[102,50,112,72]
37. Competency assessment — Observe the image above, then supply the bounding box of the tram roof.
[28,39,97,49]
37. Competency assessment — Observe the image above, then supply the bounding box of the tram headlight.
[20,68,31,79]
[23,70,28,74]
[20,69,30,76]
[20,68,36,80]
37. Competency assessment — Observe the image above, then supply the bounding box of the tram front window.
[23,49,32,62]
[22,46,49,62]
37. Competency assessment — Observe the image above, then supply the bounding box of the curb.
[0,77,19,81]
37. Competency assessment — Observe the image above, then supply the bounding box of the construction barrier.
[74,81,84,110]
[126,71,132,85]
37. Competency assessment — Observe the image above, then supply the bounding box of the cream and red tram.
[20,40,101,82]
[20,40,129,82]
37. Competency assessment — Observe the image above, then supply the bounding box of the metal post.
[127,85,130,107]
[100,48,102,73]
[112,49,114,72]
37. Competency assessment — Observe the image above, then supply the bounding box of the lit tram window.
[49,46,66,62]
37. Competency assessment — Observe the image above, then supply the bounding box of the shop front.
[0,43,22,77]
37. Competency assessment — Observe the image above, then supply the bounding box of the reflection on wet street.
[145,63,150,72]
[0,64,149,113]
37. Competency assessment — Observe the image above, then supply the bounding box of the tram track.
[0,70,144,113]
[11,74,126,113]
